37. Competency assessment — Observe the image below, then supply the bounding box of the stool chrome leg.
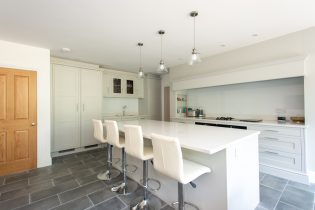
[172,182,199,210]
[97,145,120,181]
[131,160,161,210]
[111,148,138,195]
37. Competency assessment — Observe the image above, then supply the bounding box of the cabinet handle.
[263,137,279,141]
[263,151,279,156]
[264,130,279,133]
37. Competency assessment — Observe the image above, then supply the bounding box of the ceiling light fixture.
[189,11,201,65]
[157,30,168,73]
[137,42,144,78]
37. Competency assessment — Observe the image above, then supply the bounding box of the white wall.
[102,98,139,116]
[170,27,315,181]
[0,40,51,167]
[185,77,304,120]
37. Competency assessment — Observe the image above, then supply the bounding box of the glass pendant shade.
[189,48,201,65]
[138,67,144,78]
[157,30,167,73]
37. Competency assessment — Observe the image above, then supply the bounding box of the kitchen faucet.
[122,105,127,116]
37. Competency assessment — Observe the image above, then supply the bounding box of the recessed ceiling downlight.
[61,47,71,52]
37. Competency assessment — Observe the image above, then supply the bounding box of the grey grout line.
[278,201,304,210]
[272,179,288,210]
[115,195,128,208]
[260,183,283,193]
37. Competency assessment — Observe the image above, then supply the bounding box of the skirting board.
[260,164,309,184]
[51,144,104,158]
[308,171,315,184]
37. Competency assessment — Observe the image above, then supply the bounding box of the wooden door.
[80,69,102,147]
[0,67,37,176]
[53,65,80,152]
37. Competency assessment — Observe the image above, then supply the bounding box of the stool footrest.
[139,178,161,192]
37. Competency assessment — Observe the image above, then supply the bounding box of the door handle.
[31,123,36,126]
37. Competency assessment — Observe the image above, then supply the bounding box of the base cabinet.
[52,63,102,152]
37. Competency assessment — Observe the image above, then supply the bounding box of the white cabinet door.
[53,65,80,152]
[110,75,124,97]
[81,69,102,147]
[103,74,111,97]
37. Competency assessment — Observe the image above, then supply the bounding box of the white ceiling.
[0,0,314,73]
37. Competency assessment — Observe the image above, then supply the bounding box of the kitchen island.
[112,120,260,210]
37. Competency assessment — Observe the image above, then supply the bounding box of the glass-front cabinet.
[103,72,144,98]
[113,78,122,94]
[126,79,134,95]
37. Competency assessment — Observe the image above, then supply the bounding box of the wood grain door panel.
[0,74,7,120]
[15,76,29,119]
[0,67,37,176]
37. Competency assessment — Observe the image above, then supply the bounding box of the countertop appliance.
[195,122,247,130]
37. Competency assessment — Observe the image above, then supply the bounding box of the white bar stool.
[124,125,162,210]
[151,133,211,210]
[92,119,120,180]
[104,120,138,195]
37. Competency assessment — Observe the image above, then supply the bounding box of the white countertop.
[116,120,260,155]
[173,117,305,128]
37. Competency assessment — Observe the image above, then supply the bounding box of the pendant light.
[157,30,168,73]
[137,42,144,78]
[189,11,201,65]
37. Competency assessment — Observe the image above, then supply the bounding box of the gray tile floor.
[257,172,315,210]
[0,149,172,210]
[1,148,314,210]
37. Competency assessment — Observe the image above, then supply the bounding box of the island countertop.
[116,120,260,155]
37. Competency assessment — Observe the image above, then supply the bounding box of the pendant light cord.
[139,45,142,68]
[193,16,196,49]
[160,34,163,60]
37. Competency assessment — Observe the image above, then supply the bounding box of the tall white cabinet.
[52,59,102,153]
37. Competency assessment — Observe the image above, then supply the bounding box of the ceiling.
[0,0,314,73]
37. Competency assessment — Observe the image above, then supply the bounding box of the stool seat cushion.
[143,146,154,160]
[181,159,211,184]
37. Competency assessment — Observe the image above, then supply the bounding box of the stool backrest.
[92,119,106,143]
[151,133,183,182]
[104,120,120,146]
[124,125,144,160]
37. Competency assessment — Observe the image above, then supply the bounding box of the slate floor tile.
[0,176,4,185]
[0,195,29,210]
[31,179,79,202]
[51,196,92,210]
[254,205,267,210]
[91,197,126,210]
[0,179,28,193]
[275,201,303,210]
[261,174,288,191]
[259,172,266,182]
[59,180,105,203]
[259,185,282,210]
[29,170,70,184]
[53,169,94,185]
[15,195,60,210]
[288,180,315,193]
[76,173,99,185]
[0,180,53,201]
[161,205,175,210]
[88,188,116,205]
[280,185,315,210]
[4,171,30,184]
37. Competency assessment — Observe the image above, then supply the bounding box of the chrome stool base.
[172,201,199,210]
[111,180,138,195]
[130,196,162,210]
[97,169,120,181]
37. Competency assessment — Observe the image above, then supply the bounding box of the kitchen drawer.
[259,147,302,171]
[259,135,301,154]
[248,125,302,137]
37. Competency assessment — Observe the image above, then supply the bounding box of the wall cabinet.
[103,71,144,98]
[52,64,102,152]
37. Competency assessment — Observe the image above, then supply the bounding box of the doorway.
[164,86,170,121]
